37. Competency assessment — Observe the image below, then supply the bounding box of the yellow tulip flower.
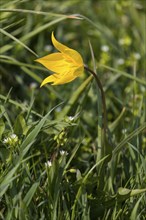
[36,32,84,86]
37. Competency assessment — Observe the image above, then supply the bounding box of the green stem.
[84,65,111,192]
[84,65,107,154]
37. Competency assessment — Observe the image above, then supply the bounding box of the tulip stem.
[84,65,107,153]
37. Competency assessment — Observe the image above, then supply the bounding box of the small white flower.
[119,39,125,45]
[44,45,53,52]
[117,58,125,65]
[10,134,18,142]
[3,138,9,144]
[60,150,68,156]
[68,116,74,121]
[122,129,127,134]
[45,160,52,167]
[56,107,62,112]
[10,134,17,139]
[101,45,109,52]
[30,82,38,89]
[3,134,18,145]
[133,53,141,60]
[118,37,131,46]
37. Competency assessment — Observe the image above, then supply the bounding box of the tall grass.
[0,0,146,219]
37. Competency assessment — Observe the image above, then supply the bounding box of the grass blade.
[0,28,38,57]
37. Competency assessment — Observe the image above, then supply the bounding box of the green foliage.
[0,0,146,219]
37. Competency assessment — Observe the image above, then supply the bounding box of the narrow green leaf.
[0,8,69,17]
[113,122,146,155]
[130,188,146,197]
[109,107,126,132]
[100,65,146,86]
[20,102,63,154]
[0,17,68,54]
[23,182,40,207]
[0,118,5,139]
[130,194,144,220]
[0,164,19,197]
[14,113,27,135]
[0,105,13,132]
[0,56,47,71]
[0,28,38,57]
[0,94,42,118]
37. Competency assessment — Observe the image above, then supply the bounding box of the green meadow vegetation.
[0,0,146,219]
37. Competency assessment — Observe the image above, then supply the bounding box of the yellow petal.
[36,53,69,74]
[40,74,59,87]
[73,65,84,77]
[52,32,69,53]
[64,49,84,66]
[52,72,77,85]
[52,32,83,66]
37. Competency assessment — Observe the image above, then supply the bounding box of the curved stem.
[84,65,109,191]
[84,65,107,137]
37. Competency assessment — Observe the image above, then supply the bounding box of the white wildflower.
[44,45,53,52]
[10,134,17,139]
[117,58,125,65]
[68,116,74,121]
[3,134,18,145]
[60,150,68,156]
[133,53,141,60]
[10,134,18,142]
[3,138,9,144]
[30,82,38,89]
[101,45,109,52]
[45,160,52,167]
[119,38,125,45]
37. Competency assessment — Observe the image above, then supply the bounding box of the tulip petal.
[73,65,84,77]
[52,32,69,53]
[52,72,77,85]
[64,49,84,66]
[52,33,83,66]
[36,53,69,74]
[40,74,59,87]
